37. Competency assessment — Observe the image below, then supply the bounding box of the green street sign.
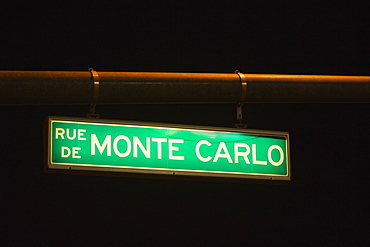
[46,116,291,180]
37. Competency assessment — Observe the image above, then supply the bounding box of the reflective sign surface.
[47,116,290,180]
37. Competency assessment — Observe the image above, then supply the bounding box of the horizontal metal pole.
[246,74,370,103]
[0,71,369,105]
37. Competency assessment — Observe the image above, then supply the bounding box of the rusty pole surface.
[0,70,369,105]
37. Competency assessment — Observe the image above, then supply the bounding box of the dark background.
[1,1,368,246]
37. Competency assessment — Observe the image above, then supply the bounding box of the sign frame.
[45,116,291,181]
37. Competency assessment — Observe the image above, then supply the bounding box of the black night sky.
[1,1,368,246]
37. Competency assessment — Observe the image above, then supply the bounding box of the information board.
[46,116,290,180]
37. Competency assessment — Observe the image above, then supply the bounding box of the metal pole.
[0,71,369,105]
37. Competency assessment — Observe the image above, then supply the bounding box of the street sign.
[46,116,291,180]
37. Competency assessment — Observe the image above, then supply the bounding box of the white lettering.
[169,139,184,160]
[213,142,233,163]
[133,136,150,158]
[78,129,86,140]
[268,145,284,166]
[61,146,70,157]
[234,143,250,164]
[91,134,111,156]
[195,140,212,162]
[152,138,167,159]
[72,147,81,158]
[252,144,267,165]
[66,128,76,140]
[56,128,65,139]
[113,135,131,157]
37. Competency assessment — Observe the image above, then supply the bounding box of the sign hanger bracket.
[87,68,100,118]
[235,70,247,128]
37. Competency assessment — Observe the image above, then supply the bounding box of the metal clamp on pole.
[87,68,100,118]
[235,70,247,128]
